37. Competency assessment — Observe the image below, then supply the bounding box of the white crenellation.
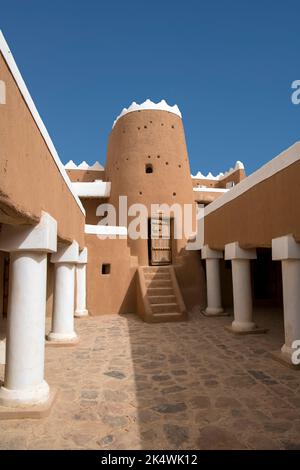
[65,160,104,170]
[112,99,182,128]
[191,160,244,181]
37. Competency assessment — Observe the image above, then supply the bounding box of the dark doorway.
[252,248,282,307]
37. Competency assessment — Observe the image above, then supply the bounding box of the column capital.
[77,247,88,264]
[272,234,300,260]
[0,212,57,253]
[201,245,223,259]
[51,241,79,264]
[225,242,256,260]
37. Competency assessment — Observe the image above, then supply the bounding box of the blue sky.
[1,0,300,176]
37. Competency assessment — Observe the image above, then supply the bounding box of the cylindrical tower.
[105,99,197,266]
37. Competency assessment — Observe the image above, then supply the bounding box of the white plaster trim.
[113,99,182,128]
[0,80,6,104]
[72,181,111,198]
[272,234,300,260]
[225,242,257,260]
[77,161,90,169]
[65,160,104,170]
[85,224,127,236]
[0,211,57,253]
[0,380,49,406]
[47,331,78,342]
[0,30,85,215]
[193,187,229,193]
[64,160,78,169]
[51,240,79,264]
[78,247,88,264]
[202,245,223,259]
[191,161,244,181]
[90,162,103,170]
[205,142,300,217]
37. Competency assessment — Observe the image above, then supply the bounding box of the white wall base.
[75,309,89,318]
[47,331,78,342]
[0,379,49,407]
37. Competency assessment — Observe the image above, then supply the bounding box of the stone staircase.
[137,266,188,323]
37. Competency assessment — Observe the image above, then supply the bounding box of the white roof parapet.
[193,187,229,193]
[112,99,182,128]
[64,160,104,171]
[64,160,78,169]
[90,161,103,170]
[72,181,111,198]
[77,161,89,169]
[191,161,245,181]
[0,30,85,216]
[85,224,127,237]
[235,160,244,170]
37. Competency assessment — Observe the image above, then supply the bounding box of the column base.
[202,307,229,317]
[0,379,50,407]
[46,331,79,347]
[225,322,268,335]
[0,338,5,365]
[0,387,58,420]
[270,347,300,370]
[74,309,89,318]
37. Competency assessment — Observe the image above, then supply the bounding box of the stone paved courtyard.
[1,307,300,450]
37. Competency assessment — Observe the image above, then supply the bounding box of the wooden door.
[150,217,172,265]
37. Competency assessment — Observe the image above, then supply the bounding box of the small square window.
[145,164,153,174]
[101,264,111,275]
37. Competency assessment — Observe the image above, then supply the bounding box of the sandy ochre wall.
[85,234,137,315]
[66,169,106,183]
[0,52,85,247]
[204,148,300,250]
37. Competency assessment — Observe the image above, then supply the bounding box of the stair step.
[143,266,170,273]
[147,287,174,296]
[148,295,176,305]
[150,312,186,323]
[144,272,171,280]
[146,279,172,288]
[151,303,179,314]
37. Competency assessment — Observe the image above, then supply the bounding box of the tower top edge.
[112,99,182,128]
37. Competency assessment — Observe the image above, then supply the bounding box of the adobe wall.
[194,190,225,205]
[66,169,106,182]
[85,234,137,315]
[0,53,85,247]
[81,198,105,225]
[204,158,300,250]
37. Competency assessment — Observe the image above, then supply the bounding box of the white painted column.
[0,252,5,365]
[75,248,88,318]
[0,252,4,319]
[201,245,225,315]
[272,235,300,363]
[47,241,79,343]
[0,213,57,406]
[1,252,49,403]
[225,242,257,333]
